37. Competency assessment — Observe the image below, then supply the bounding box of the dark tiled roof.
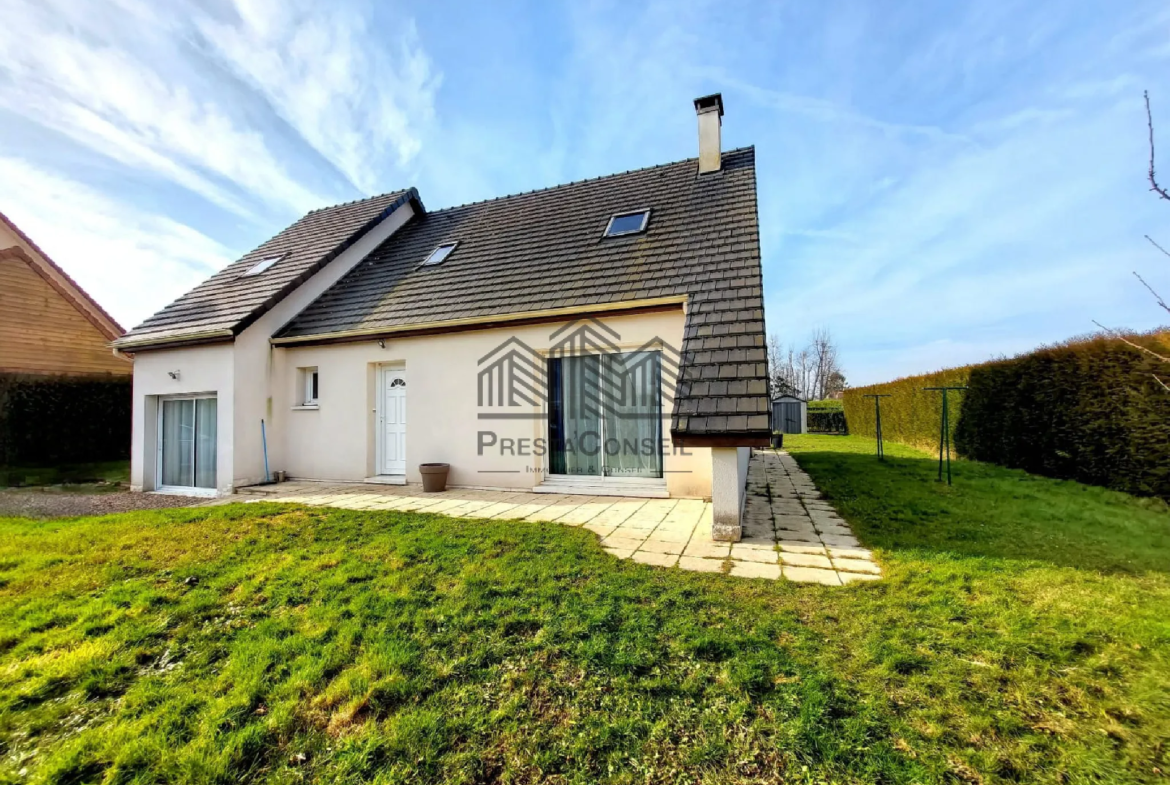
[278,149,768,439]
[113,190,418,348]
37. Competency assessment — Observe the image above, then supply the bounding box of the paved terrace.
[240,451,880,585]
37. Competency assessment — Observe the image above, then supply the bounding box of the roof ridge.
[426,146,756,216]
[304,188,409,216]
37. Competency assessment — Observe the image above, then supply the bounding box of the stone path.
[244,450,880,584]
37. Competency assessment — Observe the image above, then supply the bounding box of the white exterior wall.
[710,445,750,541]
[130,203,416,495]
[230,203,417,488]
[130,343,234,494]
[276,308,713,498]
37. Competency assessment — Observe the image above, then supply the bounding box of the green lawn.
[0,438,1167,784]
[0,461,129,490]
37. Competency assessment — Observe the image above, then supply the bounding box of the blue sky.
[1,0,1168,385]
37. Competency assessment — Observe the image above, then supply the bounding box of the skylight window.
[421,242,457,266]
[604,210,650,237]
[240,255,283,277]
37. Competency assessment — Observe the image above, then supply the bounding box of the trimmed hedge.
[807,410,847,434]
[954,332,1170,498]
[0,374,132,466]
[844,331,1170,498]
[843,367,972,454]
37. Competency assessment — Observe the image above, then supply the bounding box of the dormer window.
[240,254,284,277]
[604,210,650,237]
[421,242,457,266]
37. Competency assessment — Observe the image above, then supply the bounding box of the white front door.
[380,368,407,475]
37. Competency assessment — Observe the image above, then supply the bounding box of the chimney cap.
[693,93,724,117]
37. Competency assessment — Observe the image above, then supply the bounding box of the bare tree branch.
[1147,91,1170,201]
[1146,234,1170,259]
[1154,374,1170,393]
[1093,320,1170,365]
[1133,271,1170,316]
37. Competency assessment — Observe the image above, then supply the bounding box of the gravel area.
[0,489,210,518]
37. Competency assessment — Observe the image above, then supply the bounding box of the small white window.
[421,242,457,266]
[238,256,281,278]
[300,367,319,406]
[241,254,284,277]
[604,210,650,237]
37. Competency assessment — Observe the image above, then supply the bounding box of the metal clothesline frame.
[923,386,967,485]
[862,394,892,461]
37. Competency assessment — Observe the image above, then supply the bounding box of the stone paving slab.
[244,449,880,584]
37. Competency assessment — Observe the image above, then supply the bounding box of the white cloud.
[0,157,235,330]
[0,0,332,217]
[196,0,442,194]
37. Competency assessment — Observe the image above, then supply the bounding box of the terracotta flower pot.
[419,463,450,492]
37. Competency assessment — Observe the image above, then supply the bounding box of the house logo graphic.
[476,336,545,409]
[476,318,680,421]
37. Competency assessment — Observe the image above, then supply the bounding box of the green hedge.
[954,333,1170,498]
[807,410,847,433]
[844,331,1170,498]
[807,399,844,412]
[0,374,132,466]
[843,367,972,454]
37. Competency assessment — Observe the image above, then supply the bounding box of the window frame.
[300,367,319,407]
[420,241,458,267]
[240,254,285,277]
[603,210,651,238]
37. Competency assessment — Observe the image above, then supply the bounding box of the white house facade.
[115,94,767,541]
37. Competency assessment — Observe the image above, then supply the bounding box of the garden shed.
[772,395,807,434]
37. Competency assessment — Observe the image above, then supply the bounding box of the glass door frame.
[543,348,665,481]
[155,393,218,496]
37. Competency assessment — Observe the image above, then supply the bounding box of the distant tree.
[767,329,846,399]
[824,370,847,399]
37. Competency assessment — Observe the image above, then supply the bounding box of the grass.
[0,461,129,490]
[0,438,1167,784]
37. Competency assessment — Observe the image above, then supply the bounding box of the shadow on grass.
[790,446,1170,575]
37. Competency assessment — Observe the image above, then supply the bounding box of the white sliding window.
[159,396,217,491]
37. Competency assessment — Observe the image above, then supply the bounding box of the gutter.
[110,328,235,352]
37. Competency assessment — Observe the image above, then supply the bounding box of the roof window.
[240,255,283,277]
[421,242,457,266]
[604,210,650,237]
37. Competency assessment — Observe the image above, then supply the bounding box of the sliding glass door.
[159,397,217,490]
[547,352,662,478]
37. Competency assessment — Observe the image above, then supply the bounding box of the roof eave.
[270,295,689,346]
[669,431,771,448]
[110,329,235,352]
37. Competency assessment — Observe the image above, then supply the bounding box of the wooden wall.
[0,250,131,377]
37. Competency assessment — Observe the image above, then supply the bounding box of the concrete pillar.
[711,446,743,541]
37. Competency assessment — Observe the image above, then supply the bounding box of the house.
[0,213,129,377]
[112,94,769,541]
[0,213,133,470]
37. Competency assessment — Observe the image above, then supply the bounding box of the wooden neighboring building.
[0,212,130,377]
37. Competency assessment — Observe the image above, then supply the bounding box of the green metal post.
[924,386,967,485]
[863,394,891,461]
[937,392,946,481]
[943,391,952,485]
